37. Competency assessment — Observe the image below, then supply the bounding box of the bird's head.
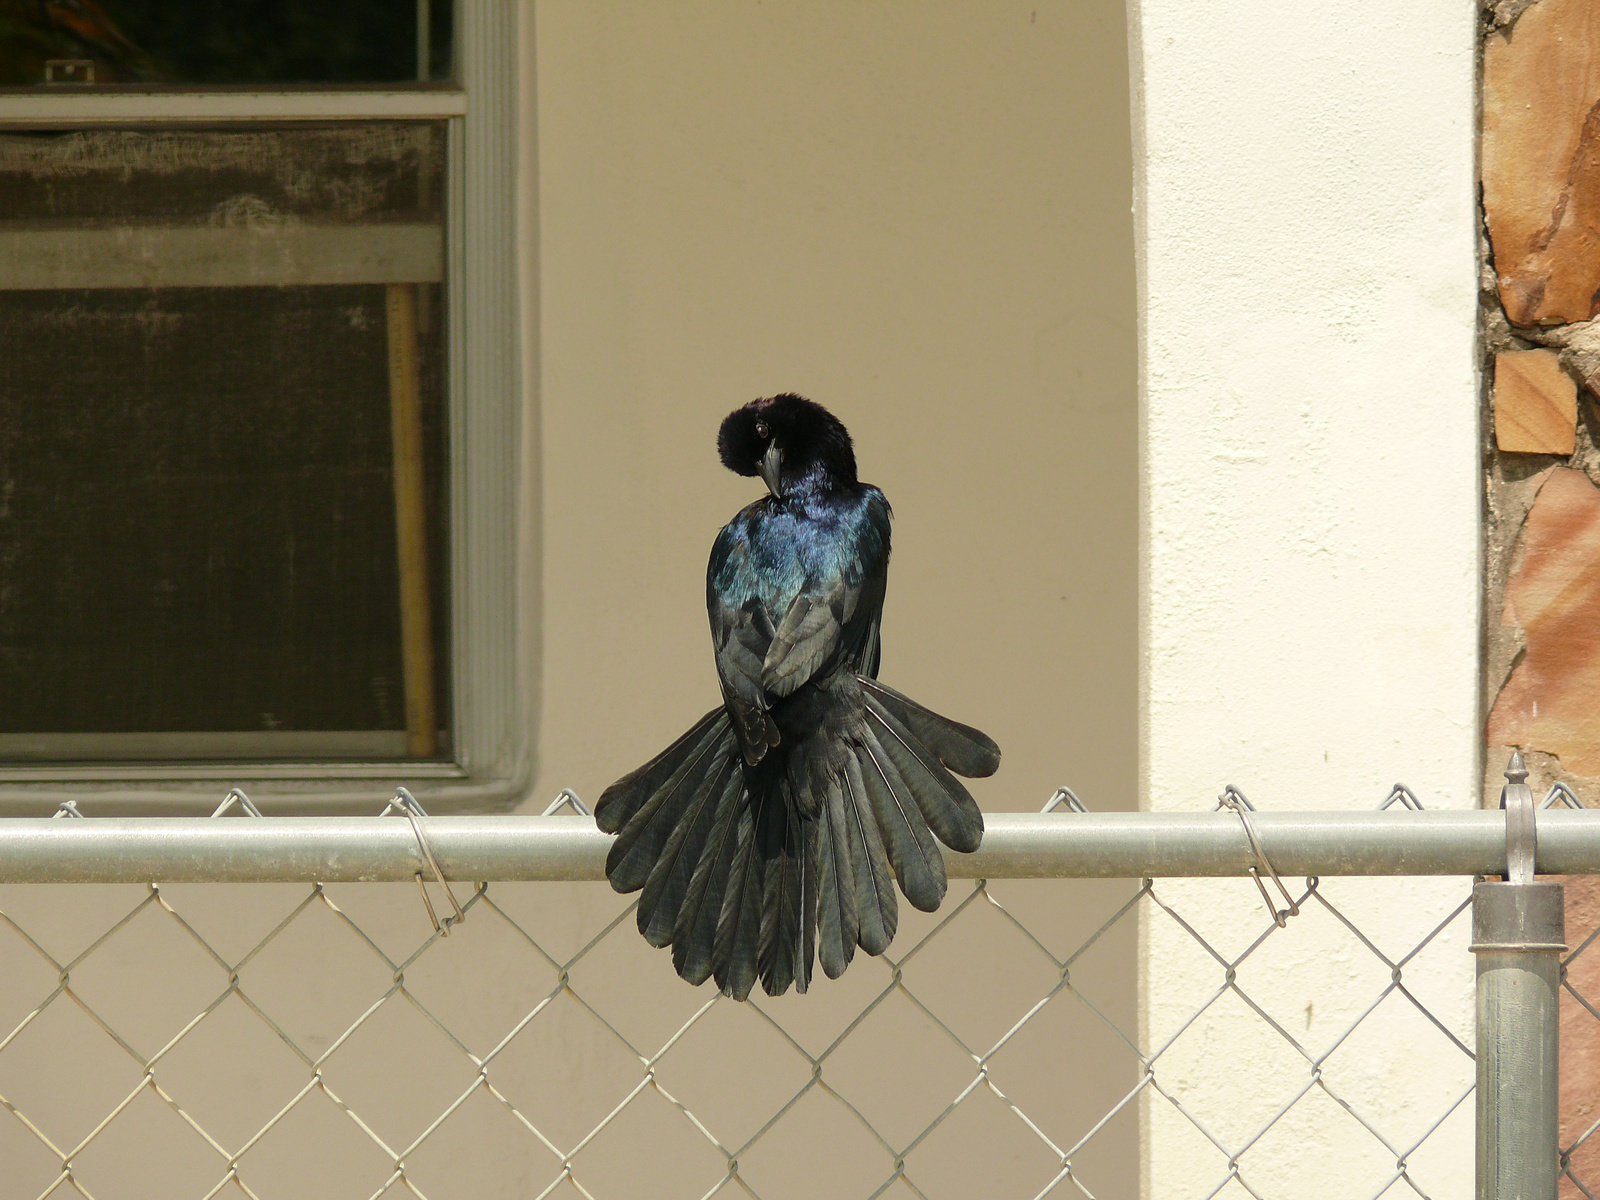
[717,394,858,500]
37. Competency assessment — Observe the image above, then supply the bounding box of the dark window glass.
[0,124,451,762]
[0,1,454,87]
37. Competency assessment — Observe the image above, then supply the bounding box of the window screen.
[0,123,452,762]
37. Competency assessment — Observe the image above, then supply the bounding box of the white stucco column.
[1134,3,1481,1196]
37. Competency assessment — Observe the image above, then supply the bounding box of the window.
[0,1,455,87]
[0,2,525,813]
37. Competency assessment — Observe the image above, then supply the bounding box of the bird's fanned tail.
[599,674,997,998]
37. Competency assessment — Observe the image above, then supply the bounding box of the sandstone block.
[1483,0,1600,325]
[1489,467,1600,774]
[1495,348,1578,454]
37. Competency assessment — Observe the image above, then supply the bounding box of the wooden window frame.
[0,2,529,814]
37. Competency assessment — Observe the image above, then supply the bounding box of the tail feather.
[814,780,858,978]
[862,702,984,853]
[859,678,1000,778]
[756,792,795,995]
[672,764,748,985]
[595,707,727,833]
[638,746,738,947]
[801,820,817,986]
[857,729,948,912]
[604,719,730,893]
[842,755,898,955]
[713,799,765,1000]
[757,791,816,995]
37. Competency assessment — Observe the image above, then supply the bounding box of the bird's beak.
[758,442,783,497]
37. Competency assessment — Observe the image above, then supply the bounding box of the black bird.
[595,395,1000,999]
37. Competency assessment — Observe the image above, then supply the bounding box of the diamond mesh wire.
[1560,917,1600,1194]
[1533,779,1600,1200]
[0,784,1577,1199]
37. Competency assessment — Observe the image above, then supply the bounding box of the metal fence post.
[1475,753,1565,1200]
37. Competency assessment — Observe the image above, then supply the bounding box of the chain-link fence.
[0,783,1597,1200]
[1564,870,1600,1199]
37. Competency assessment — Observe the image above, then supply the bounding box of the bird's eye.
[754,420,770,440]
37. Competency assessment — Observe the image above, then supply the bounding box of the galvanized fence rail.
[0,764,1597,1200]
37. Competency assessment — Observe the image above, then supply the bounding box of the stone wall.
[1480,1,1600,1187]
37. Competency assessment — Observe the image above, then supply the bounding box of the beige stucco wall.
[0,4,1139,1197]
[1137,0,1480,1195]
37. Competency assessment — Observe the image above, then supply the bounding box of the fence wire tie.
[1217,786,1299,928]
[1041,787,1089,814]
[210,788,263,818]
[541,788,592,817]
[1378,783,1424,811]
[388,787,466,935]
[1543,781,1586,810]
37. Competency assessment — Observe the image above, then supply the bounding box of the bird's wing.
[856,489,891,678]
[708,522,781,763]
[761,582,848,697]
[859,617,882,679]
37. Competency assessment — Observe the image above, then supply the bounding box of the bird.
[595,394,1000,1000]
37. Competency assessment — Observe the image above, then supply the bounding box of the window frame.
[0,1,530,815]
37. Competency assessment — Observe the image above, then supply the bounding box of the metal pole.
[2,808,1600,883]
[1475,754,1565,1200]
